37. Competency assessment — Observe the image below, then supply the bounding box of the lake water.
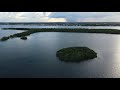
[1,29,120,78]
[1,25,120,30]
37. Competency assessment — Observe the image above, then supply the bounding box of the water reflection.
[107,36,120,78]
[1,25,120,30]
[1,31,120,77]
[0,29,23,37]
[57,57,96,63]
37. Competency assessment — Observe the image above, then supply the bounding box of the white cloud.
[49,12,120,22]
[0,12,120,22]
[47,18,66,22]
[0,12,66,22]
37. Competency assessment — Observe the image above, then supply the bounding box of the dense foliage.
[56,47,97,62]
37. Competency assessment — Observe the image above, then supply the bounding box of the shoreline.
[1,28,120,41]
[2,28,120,34]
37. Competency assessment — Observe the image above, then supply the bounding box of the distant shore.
[1,22,120,26]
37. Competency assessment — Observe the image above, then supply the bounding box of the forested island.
[56,47,97,62]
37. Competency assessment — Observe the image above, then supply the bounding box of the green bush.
[1,37,9,41]
[20,37,27,40]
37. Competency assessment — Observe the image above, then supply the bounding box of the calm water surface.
[1,25,120,30]
[1,29,120,78]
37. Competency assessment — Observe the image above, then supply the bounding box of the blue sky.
[0,12,120,22]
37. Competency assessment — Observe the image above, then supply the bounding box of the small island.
[20,36,27,40]
[0,37,9,41]
[56,47,97,62]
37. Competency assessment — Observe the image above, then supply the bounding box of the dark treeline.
[2,28,120,34]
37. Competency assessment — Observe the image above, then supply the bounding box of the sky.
[0,12,120,22]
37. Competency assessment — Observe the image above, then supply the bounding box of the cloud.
[49,12,120,22]
[47,18,66,22]
[0,12,120,22]
[0,12,66,22]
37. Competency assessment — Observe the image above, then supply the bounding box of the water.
[0,29,24,38]
[1,24,120,30]
[1,29,120,78]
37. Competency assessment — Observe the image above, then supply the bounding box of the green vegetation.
[56,47,97,62]
[0,31,31,41]
[2,28,120,34]
[1,28,120,41]
[20,37,27,40]
[1,37,9,41]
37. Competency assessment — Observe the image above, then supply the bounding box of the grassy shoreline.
[2,28,120,34]
[1,28,120,41]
